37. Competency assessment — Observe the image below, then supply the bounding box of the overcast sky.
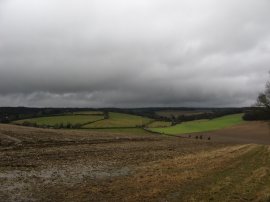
[0,0,270,107]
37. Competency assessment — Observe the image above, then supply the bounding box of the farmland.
[2,110,270,201]
[82,112,152,128]
[13,114,104,127]
[147,120,172,128]
[11,111,157,137]
[1,123,270,201]
[13,112,153,129]
[149,113,244,135]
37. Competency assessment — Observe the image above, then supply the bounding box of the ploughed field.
[1,123,270,201]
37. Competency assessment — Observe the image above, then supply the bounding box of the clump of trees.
[103,111,109,119]
[243,76,270,120]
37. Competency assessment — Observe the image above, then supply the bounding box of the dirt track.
[0,123,270,201]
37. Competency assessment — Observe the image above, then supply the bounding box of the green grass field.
[149,113,244,135]
[13,115,103,127]
[83,112,152,128]
[12,112,244,136]
[146,121,172,128]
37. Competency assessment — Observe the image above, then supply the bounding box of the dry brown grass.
[0,124,270,201]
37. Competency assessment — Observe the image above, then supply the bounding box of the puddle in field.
[0,163,131,201]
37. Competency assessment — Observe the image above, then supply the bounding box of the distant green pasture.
[13,115,103,127]
[149,114,244,135]
[83,112,152,128]
[147,121,172,128]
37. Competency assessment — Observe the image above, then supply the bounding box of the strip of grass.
[13,115,103,127]
[175,145,270,201]
[83,112,153,128]
[149,114,244,135]
[147,121,172,128]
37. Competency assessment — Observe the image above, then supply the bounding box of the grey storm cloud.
[0,0,270,107]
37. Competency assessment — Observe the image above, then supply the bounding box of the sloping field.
[150,114,244,135]
[0,124,270,201]
[13,114,103,127]
[83,112,152,128]
[146,120,172,128]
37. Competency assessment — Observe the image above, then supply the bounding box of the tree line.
[243,75,270,120]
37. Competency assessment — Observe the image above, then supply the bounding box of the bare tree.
[244,74,270,120]
[257,80,270,110]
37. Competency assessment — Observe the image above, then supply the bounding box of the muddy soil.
[0,124,269,201]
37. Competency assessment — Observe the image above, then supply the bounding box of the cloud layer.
[0,0,270,107]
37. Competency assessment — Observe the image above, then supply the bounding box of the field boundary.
[80,118,105,127]
[83,126,146,130]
